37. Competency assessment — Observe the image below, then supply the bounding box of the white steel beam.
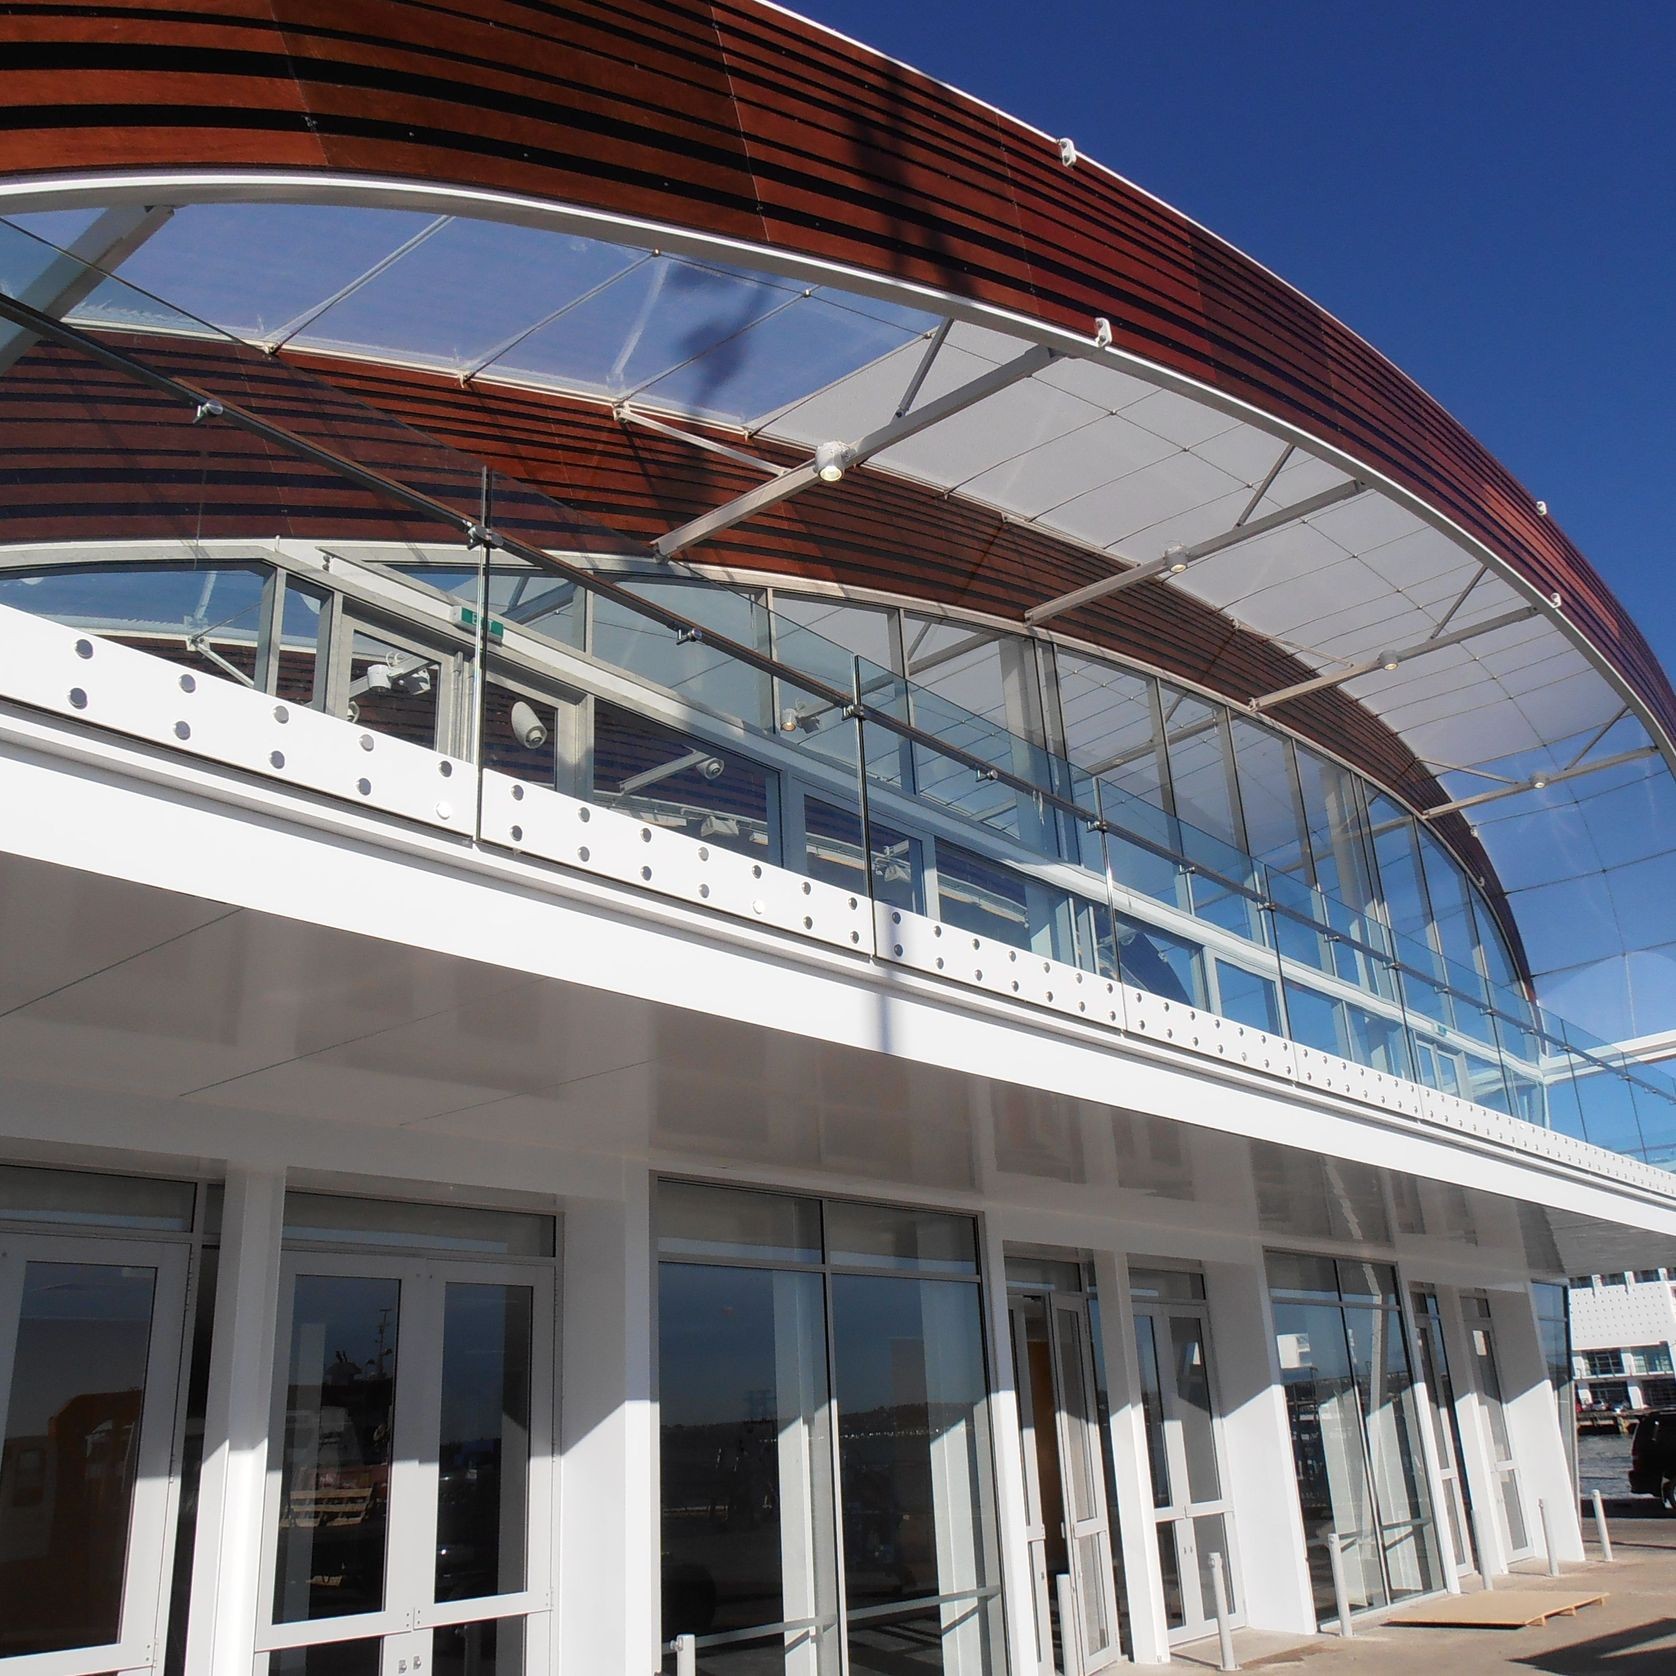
[652,342,1056,558]
[616,406,786,478]
[1249,603,1541,712]
[1023,477,1365,627]
[0,203,175,375]
[1422,746,1659,818]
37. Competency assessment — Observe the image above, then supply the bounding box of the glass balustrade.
[0,213,1669,1171]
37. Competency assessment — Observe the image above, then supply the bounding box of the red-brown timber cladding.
[0,0,1665,748]
[0,331,1509,923]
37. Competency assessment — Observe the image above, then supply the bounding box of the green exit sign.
[454,605,506,640]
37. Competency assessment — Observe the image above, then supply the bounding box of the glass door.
[1463,1295,1530,1560]
[256,1253,552,1674]
[1268,1255,1441,1627]
[1410,1289,1475,1575]
[1131,1282,1240,1646]
[0,1231,188,1675]
[1050,1297,1121,1672]
[1007,1293,1121,1675]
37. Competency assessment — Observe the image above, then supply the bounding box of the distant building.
[1569,1273,1676,1410]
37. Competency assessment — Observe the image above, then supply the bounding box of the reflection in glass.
[593,702,776,861]
[933,840,1032,951]
[272,1275,400,1622]
[1271,1299,1385,1618]
[659,1181,822,1265]
[1132,1315,1171,1508]
[658,1263,839,1674]
[1345,1303,1439,1597]
[1193,1512,1235,1617]
[1155,1524,1184,1630]
[344,629,440,748]
[804,798,921,914]
[0,1262,156,1655]
[432,1616,527,1676]
[1115,915,1204,1005]
[436,1284,532,1602]
[825,1200,976,1276]
[0,562,270,690]
[1216,961,1282,1032]
[833,1275,1002,1675]
[592,578,771,729]
[269,1639,382,1676]
[1169,1318,1222,1505]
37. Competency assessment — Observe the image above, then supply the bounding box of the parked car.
[1628,1410,1676,1509]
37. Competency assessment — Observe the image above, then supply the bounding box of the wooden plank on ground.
[1387,1590,1607,1628]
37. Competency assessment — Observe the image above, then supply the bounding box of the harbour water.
[1579,1428,1634,1500]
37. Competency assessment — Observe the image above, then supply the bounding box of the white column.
[558,1175,657,1674]
[1202,1256,1319,1634]
[1494,1286,1584,1565]
[183,1165,286,1676]
[978,1220,1040,1676]
[1091,1249,1173,1664]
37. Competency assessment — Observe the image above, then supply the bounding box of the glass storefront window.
[0,1260,158,1655]
[1268,1253,1441,1621]
[273,1274,401,1622]
[658,1181,823,1265]
[825,1200,978,1276]
[656,1182,1001,1675]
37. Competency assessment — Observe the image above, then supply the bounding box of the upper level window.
[1159,684,1240,849]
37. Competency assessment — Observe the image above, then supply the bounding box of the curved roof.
[0,0,1671,1038]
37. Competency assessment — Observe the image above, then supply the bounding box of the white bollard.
[1591,1489,1615,1562]
[672,1632,697,1676]
[1326,1533,1354,1638]
[1055,1573,1084,1676]
[1209,1550,1240,1671]
[1538,1498,1561,1577]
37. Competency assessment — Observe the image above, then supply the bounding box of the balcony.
[0,226,1672,1195]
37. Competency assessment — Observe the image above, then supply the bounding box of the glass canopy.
[4,198,1672,1046]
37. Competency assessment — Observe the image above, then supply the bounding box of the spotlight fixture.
[1378,651,1402,673]
[814,440,849,484]
[1532,775,1550,791]
[508,699,548,751]
[1163,544,1188,576]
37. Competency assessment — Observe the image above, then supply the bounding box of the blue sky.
[793,1,1676,673]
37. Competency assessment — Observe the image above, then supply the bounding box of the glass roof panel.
[492,254,800,398]
[290,217,648,372]
[634,289,933,425]
[69,203,428,342]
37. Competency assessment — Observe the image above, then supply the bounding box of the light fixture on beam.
[654,341,1055,558]
[1249,603,1539,712]
[815,440,850,484]
[1023,477,1365,628]
[1422,746,1658,818]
